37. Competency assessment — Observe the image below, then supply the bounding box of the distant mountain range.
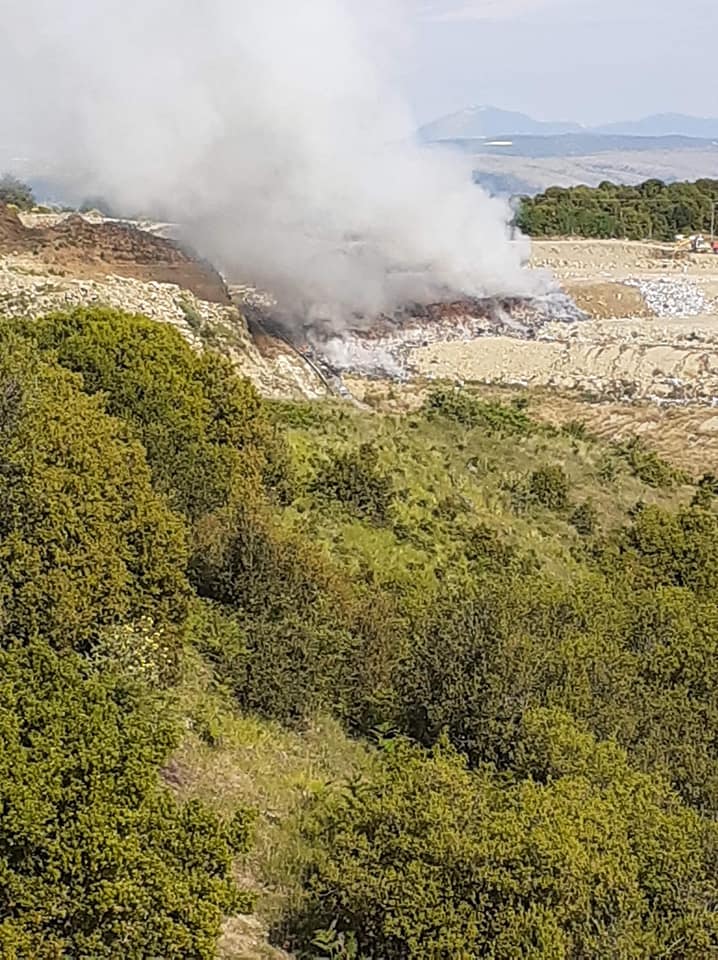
[419,106,718,142]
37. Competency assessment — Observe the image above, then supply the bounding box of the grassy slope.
[169,387,697,957]
[275,395,691,579]
[171,653,371,957]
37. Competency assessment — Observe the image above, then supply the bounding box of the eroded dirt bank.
[1,203,229,303]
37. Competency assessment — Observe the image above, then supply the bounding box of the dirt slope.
[0,203,230,304]
[0,206,329,400]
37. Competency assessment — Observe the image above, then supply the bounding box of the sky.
[401,0,717,125]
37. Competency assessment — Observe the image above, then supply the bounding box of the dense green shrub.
[461,522,524,570]
[528,464,570,511]
[618,587,718,811]
[191,502,403,727]
[504,464,571,514]
[0,641,252,958]
[0,335,189,651]
[424,388,534,435]
[296,719,718,960]
[570,499,598,536]
[609,503,718,594]
[311,441,394,523]
[393,572,631,768]
[692,473,718,508]
[394,541,718,812]
[18,309,284,519]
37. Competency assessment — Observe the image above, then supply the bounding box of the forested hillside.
[517,178,718,240]
[3,308,718,958]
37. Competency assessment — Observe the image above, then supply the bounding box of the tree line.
[516,177,718,241]
[0,174,35,211]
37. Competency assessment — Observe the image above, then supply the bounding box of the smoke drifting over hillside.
[1,0,539,319]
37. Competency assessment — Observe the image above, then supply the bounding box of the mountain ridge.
[420,105,718,142]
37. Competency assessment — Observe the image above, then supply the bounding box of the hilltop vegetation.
[517,177,718,240]
[0,174,35,211]
[3,308,718,957]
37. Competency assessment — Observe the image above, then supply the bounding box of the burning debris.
[235,283,588,383]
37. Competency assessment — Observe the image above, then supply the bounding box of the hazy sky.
[402,0,717,124]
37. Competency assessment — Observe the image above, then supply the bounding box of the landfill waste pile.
[241,288,588,381]
[625,278,709,317]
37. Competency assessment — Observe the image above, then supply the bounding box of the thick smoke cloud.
[1,0,541,319]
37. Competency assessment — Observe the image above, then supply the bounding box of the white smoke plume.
[1,0,543,320]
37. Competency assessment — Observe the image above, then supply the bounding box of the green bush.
[424,388,534,436]
[460,522,536,575]
[503,465,571,515]
[619,586,718,811]
[570,500,598,536]
[462,522,516,566]
[394,570,637,764]
[0,641,253,958]
[0,335,189,651]
[611,503,718,594]
[311,441,394,524]
[295,721,718,959]
[191,503,356,722]
[692,475,718,509]
[191,502,404,728]
[528,464,570,511]
[17,309,284,519]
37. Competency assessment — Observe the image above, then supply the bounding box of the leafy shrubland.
[3,308,718,958]
[0,643,252,959]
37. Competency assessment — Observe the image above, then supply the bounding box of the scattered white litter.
[626,278,708,317]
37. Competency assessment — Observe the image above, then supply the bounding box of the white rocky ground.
[0,254,328,400]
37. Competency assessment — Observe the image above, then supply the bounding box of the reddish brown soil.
[0,205,26,243]
[0,204,230,304]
